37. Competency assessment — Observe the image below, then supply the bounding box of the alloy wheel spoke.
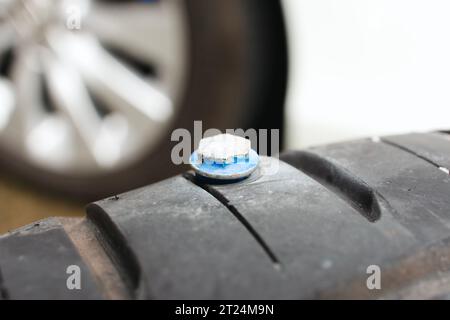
[45,31,173,126]
[85,1,183,71]
[41,52,101,161]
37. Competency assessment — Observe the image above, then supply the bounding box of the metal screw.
[189,133,259,181]
[198,133,250,164]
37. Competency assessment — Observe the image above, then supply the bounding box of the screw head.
[190,133,259,181]
[198,133,250,164]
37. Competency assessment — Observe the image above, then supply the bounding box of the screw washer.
[190,133,259,181]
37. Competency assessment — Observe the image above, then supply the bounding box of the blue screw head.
[189,134,259,181]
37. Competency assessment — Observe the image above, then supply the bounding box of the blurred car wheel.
[0,0,287,200]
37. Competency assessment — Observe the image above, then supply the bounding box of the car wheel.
[0,0,287,200]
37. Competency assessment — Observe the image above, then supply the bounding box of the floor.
[0,172,84,234]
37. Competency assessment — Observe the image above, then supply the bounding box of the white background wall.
[282,0,450,149]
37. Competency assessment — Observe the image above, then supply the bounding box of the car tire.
[1,132,450,299]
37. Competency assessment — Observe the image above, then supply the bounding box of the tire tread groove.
[183,173,282,269]
[281,150,382,222]
[86,204,146,299]
[381,139,442,169]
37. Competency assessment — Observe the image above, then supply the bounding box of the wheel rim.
[0,0,188,175]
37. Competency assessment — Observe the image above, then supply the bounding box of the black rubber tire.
[0,0,288,201]
[2,132,450,299]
